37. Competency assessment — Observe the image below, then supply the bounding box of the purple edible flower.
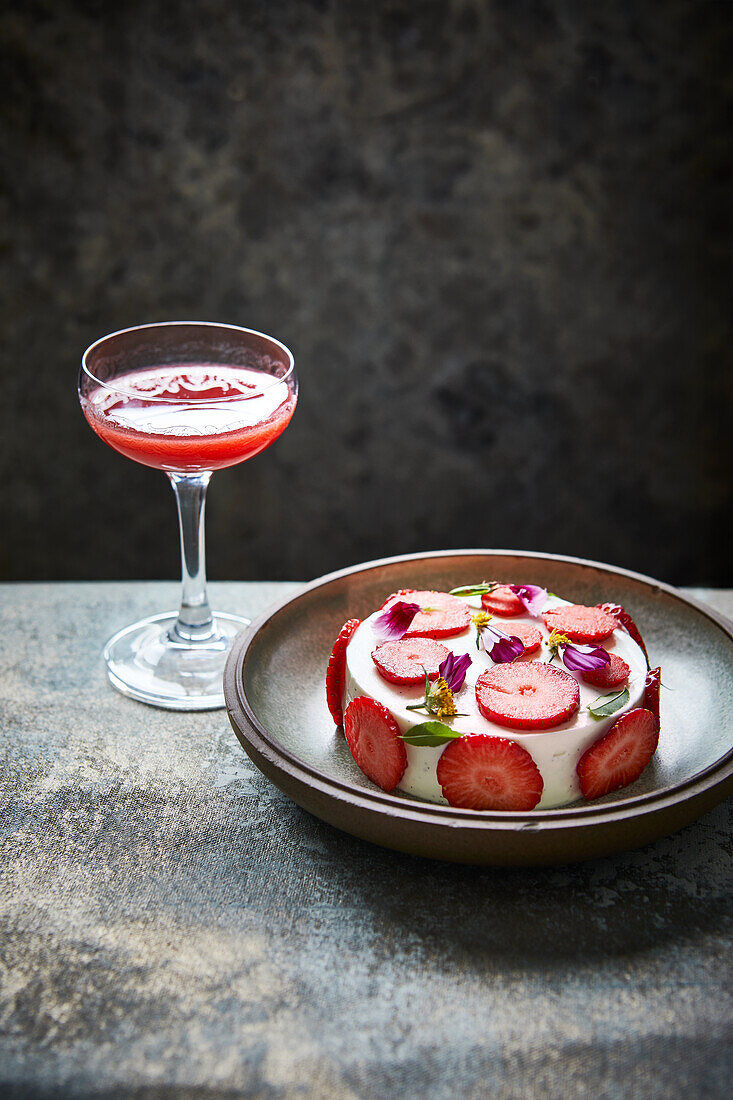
[507,584,548,617]
[481,624,525,664]
[560,642,610,673]
[438,651,472,692]
[373,599,421,641]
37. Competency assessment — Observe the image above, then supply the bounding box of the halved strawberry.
[343,697,407,792]
[577,708,659,800]
[481,585,525,616]
[583,653,630,688]
[388,589,471,638]
[371,637,450,685]
[325,618,361,725]
[509,621,543,655]
[542,604,617,643]
[643,666,662,730]
[597,602,649,664]
[475,662,580,729]
[436,734,544,810]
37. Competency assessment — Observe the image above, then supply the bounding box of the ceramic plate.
[224,551,733,865]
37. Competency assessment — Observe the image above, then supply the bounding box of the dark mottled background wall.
[1,0,731,585]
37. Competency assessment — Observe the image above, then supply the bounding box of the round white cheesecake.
[343,595,647,809]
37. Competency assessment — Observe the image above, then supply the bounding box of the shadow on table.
[291,799,732,967]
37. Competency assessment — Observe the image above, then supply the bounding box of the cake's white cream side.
[343,595,647,809]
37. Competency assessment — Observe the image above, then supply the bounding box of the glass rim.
[80,321,296,403]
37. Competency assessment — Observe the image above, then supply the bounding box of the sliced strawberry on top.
[371,637,450,685]
[480,585,525,616]
[475,662,580,730]
[508,621,543,655]
[343,697,407,792]
[325,617,361,726]
[583,653,630,688]
[390,590,471,638]
[577,707,659,800]
[436,734,544,810]
[542,604,617,643]
[643,666,662,730]
[597,602,649,664]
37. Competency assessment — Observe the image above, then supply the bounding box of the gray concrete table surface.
[1,582,731,1100]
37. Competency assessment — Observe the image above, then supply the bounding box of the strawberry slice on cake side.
[597,602,650,665]
[325,617,361,726]
[437,734,544,811]
[577,708,659,800]
[643,666,662,730]
[343,697,408,792]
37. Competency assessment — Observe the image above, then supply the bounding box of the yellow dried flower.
[547,628,571,660]
[427,676,458,718]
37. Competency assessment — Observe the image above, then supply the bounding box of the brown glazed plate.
[224,550,733,865]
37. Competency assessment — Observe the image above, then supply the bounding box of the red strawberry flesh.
[343,697,407,792]
[597,602,649,663]
[583,653,630,688]
[371,638,450,685]
[388,590,471,638]
[542,604,617,643]
[436,734,544,810]
[481,585,525,616]
[643,666,662,730]
[326,618,361,726]
[475,662,580,730]
[508,621,543,655]
[577,707,659,800]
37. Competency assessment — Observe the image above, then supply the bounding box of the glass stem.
[168,472,217,643]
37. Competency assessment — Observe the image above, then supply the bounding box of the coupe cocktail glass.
[79,321,297,710]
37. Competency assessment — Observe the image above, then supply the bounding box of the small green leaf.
[588,687,630,719]
[400,721,464,747]
[405,667,431,714]
[449,582,498,598]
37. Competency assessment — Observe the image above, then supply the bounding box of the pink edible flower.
[507,584,548,617]
[561,642,610,673]
[373,599,421,641]
[481,623,525,664]
[438,651,472,692]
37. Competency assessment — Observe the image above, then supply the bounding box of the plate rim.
[224,549,733,839]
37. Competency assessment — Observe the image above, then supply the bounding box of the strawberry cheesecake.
[326,583,661,811]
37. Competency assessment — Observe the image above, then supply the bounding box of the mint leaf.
[449,582,498,598]
[400,721,463,747]
[588,687,630,719]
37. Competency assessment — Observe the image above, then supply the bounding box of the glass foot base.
[103,612,250,710]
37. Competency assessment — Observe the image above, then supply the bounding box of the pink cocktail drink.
[78,322,297,710]
[81,363,296,473]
